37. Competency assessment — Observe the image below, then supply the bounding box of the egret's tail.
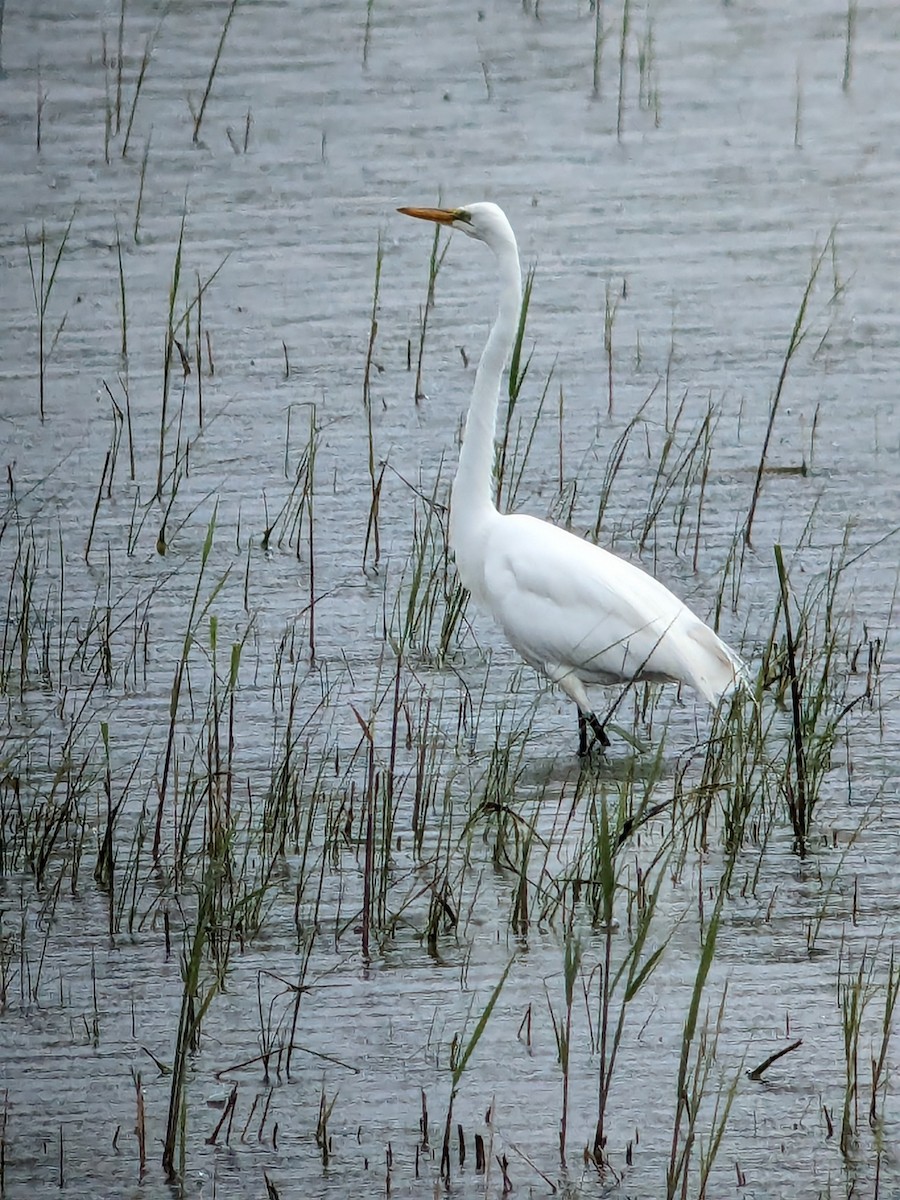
[682,621,749,708]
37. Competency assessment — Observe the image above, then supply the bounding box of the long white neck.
[449,227,522,588]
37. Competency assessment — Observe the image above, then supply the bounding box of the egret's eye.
[454,209,473,225]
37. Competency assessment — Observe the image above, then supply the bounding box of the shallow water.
[2,0,899,1196]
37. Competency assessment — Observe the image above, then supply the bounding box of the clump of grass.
[869,948,900,1132]
[497,327,571,538]
[93,721,124,938]
[191,0,241,145]
[408,213,451,404]
[591,0,605,96]
[616,0,631,140]
[121,15,162,158]
[262,403,317,559]
[390,467,468,664]
[837,940,875,1159]
[155,206,229,503]
[226,107,252,153]
[636,395,717,560]
[763,533,879,855]
[35,62,47,152]
[744,230,837,548]
[495,265,538,507]
[362,234,385,571]
[25,211,75,422]
[588,392,652,542]
[114,0,126,134]
[157,202,188,501]
[133,131,151,241]
[774,543,810,850]
[153,511,229,860]
[842,0,858,92]
[440,959,513,1182]
[603,277,623,416]
[547,931,581,1167]
[587,785,670,1170]
[665,888,739,1199]
[362,0,376,66]
[162,879,222,1180]
[637,9,660,125]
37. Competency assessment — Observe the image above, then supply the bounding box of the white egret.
[398,202,746,754]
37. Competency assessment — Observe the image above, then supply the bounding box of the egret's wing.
[480,516,676,677]
[480,514,740,700]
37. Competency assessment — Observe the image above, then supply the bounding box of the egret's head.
[398,202,512,246]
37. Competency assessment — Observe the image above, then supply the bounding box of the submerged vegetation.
[2,1,899,1198]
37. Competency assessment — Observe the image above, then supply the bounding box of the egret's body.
[399,202,745,752]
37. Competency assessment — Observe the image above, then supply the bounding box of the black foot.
[578,709,610,756]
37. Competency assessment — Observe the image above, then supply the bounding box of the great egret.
[398,202,746,754]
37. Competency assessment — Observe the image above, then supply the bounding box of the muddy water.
[2,0,899,1196]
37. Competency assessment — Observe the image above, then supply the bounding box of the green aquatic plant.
[25,211,75,423]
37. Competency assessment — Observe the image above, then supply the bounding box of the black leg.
[577,708,610,754]
[588,711,611,749]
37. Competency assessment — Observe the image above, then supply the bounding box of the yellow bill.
[397,206,458,223]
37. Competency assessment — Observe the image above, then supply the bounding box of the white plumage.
[399,201,745,753]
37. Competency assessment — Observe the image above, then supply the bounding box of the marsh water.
[2,1,900,1196]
